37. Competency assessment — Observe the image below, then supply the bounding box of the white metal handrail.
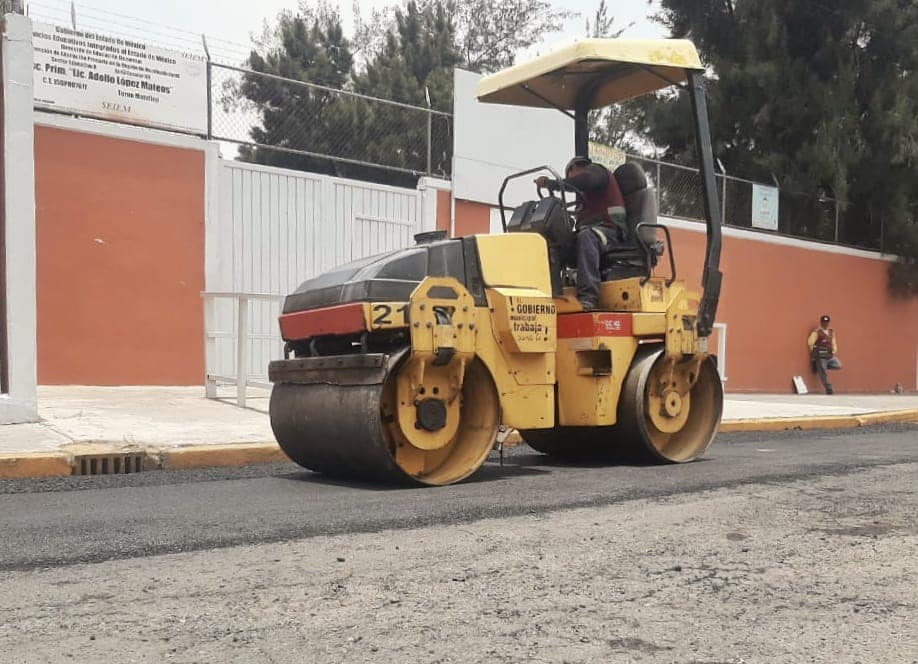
[201,291,284,407]
[713,322,728,385]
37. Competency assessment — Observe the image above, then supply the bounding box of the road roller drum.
[269,352,500,486]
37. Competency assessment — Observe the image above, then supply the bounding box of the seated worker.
[535,156,626,311]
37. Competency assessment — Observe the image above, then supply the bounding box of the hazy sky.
[26,0,666,61]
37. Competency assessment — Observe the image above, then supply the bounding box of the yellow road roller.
[268,39,725,485]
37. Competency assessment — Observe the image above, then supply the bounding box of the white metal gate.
[205,160,434,395]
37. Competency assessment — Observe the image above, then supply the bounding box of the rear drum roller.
[270,355,499,486]
[521,346,722,463]
[617,346,723,463]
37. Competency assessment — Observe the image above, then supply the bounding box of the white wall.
[452,68,573,209]
[1,14,38,423]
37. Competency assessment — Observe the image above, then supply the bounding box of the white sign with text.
[751,183,780,230]
[32,22,207,134]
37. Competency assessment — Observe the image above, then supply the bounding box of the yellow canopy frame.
[473,38,722,340]
[476,39,703,110]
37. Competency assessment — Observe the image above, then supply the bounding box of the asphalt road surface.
[0,425,916,663]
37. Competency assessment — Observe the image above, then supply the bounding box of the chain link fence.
[24,1,878,249]
[26,1,454,182]
[624,155,875,250]
[216,68,861,247]
[209,63,453,182]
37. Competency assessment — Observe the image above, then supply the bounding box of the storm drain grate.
[75,454,145,476]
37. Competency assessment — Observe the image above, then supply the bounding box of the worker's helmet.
[820,314,831,323]
[565,155,592,175]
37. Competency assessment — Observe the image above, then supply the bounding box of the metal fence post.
[834,201,840,243]
[236,296,249,408]
[425,86,432,175]
[655,161,662,210]
[202,35,212,140]
[880,214,885,253]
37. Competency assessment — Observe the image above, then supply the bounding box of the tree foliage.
[354,1,459,111]
[646,0,918,292]
[351,1,460,183]
[234,0,572,186]
[449,0,574,72]
[233,4,355,176]
[586,0,643,153]
[355,0,573,74]
[1,0,23,14]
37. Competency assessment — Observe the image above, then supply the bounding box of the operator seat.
[599,162,662,280]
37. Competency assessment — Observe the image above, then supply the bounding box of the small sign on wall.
[751,183,779,230]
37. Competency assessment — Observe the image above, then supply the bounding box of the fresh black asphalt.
[0,425,915,572]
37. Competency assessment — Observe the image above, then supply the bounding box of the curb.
[717,408,918,433]
[158,443,288,470]
[0,452,73,479]
[1,409,916,480]
[503,408,918,447]
[0,441,284,480]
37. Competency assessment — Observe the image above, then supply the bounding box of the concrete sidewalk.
[1,386,917,478]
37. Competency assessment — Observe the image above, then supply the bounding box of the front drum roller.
[269,352,500,486]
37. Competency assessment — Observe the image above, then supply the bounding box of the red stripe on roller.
[279,303,366,340]
[557,312,633,338]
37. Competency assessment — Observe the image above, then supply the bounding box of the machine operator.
[535,156,626,311]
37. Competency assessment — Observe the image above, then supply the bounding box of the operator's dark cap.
[820,314,830,323]
[565,156,592,173]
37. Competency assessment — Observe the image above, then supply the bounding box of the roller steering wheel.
[497,166,582,233]
[536,176,584,215]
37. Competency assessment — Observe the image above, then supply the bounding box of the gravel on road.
[0,462,915,663]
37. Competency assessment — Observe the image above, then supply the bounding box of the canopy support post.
[687,70,723,338]
[575,106,589,157]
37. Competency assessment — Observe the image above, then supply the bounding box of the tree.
[585,0,632,40]
[644,0,918,291]
[350,0,574,183]
[585,0,645,154]
[233,0,574,186]
[349,1,461,184]
[231,4,355,176]
[355,1,459,111]
[356,0,574,74]
[1,0,24,14]
[450,0,574,73]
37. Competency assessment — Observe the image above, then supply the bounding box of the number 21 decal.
[371,303,408,327]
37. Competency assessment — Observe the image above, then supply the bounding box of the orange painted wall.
[669,225,918,393]
[453,199,918,393]
[34,126,205,385]
[436,189,451,233]
[454,199,491,236]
